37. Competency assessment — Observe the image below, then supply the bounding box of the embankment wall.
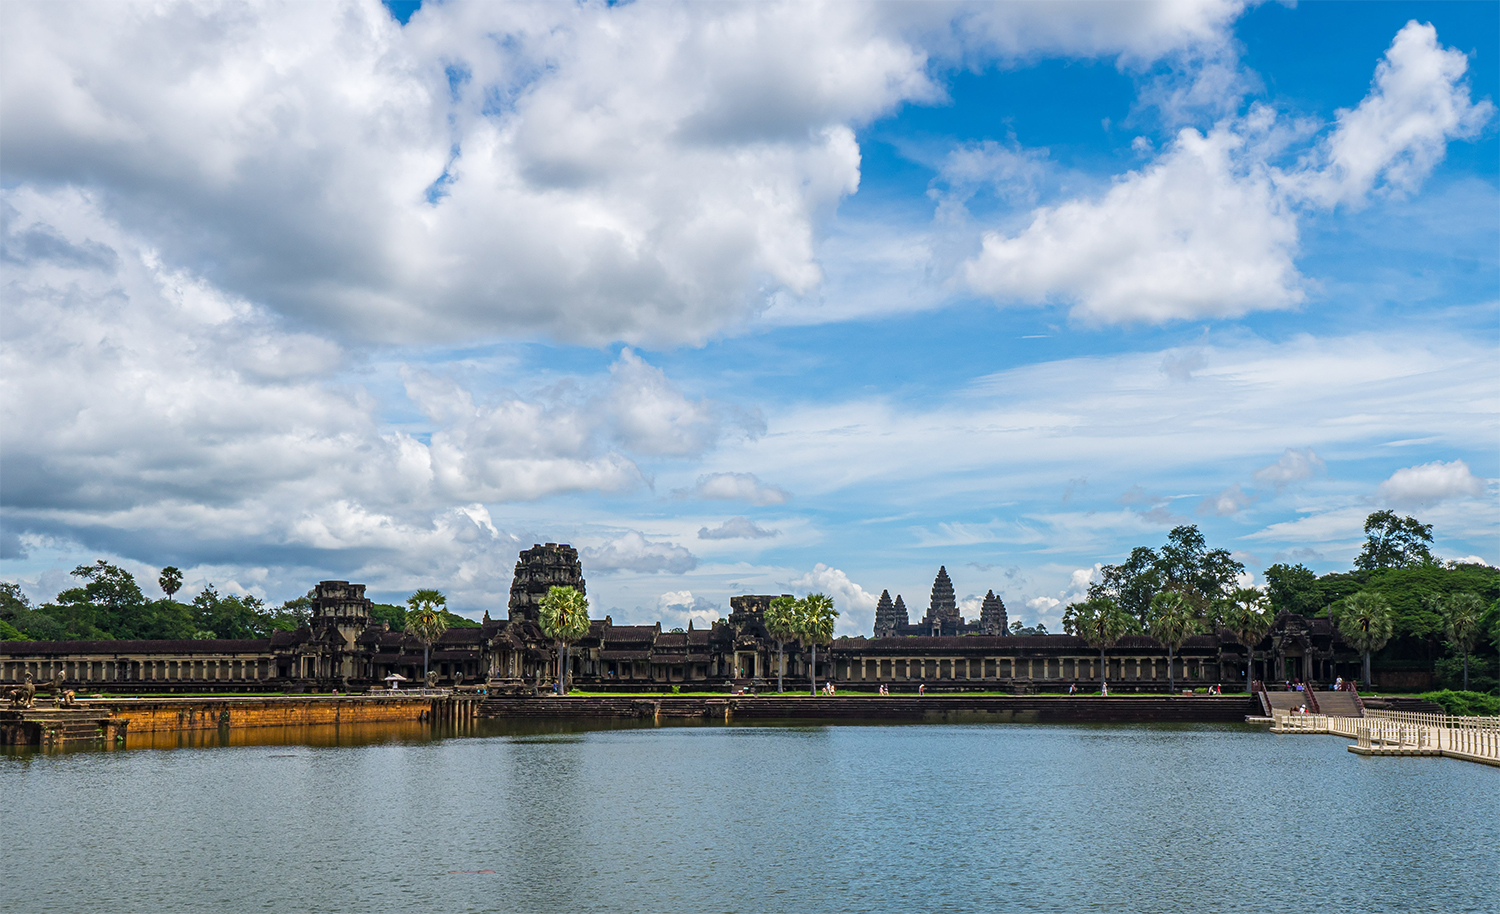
[83,696,461,733]
[481,695,1256,723]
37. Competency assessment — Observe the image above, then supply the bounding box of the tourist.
[918,683,925,696]
[1068,683,1076,695]
[1335,676,1344,691]
[1101,682,1109,696]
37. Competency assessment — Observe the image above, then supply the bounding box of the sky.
[1,0,1496,637]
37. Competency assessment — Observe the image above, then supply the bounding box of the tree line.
[1061,513,1500,692]
[0,562,476,645]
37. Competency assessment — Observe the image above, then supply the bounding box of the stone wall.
[86,696,447,733]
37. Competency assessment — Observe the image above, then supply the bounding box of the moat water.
[3,720,1496,913]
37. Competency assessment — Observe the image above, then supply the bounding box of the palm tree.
[795,594,838,696]
[159,566,183,602]
[1332,591,1394,688]
[1439,592,1484,691]
[538,586,591,695]
[764,596,798,693]
[406,588,449,682]
[1067,596,1131,694]
[1224,588,1272,690]
[1147,590,1200,694]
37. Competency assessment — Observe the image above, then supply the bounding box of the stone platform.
[1,706,127,747]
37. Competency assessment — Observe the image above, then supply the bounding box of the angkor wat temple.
[0,545,1362,692]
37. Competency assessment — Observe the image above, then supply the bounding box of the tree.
[406,589,450,682]
[1355,511,1433,570]
[795,594,838,696]
[1438,592,1484,691]
[191,585,271,639]
[1146,590,1200,694]
[764,596,799,693]
[1089,546,1161,625]
[1224,589,1272,690]
[1264,563,1320,616]
[1089,527,1243,629]
[538,586,591,695]
[1333,591,1394,687]
[1065,596,1133,693]
[159,566,183,602]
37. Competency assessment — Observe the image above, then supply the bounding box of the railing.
[364,688,453,698]
[1364,709,1500,729]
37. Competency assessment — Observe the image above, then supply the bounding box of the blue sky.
[2,1,1495,635]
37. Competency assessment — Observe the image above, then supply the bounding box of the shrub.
[1417,690,1500,717]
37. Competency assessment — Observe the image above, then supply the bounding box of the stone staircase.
[1316,691,1364,718]
[0,706,126,747]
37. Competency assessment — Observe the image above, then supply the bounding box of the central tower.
[508,543,587,623]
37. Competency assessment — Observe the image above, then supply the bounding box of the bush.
[1417,690,1500,716]
[1433,656,1499,695]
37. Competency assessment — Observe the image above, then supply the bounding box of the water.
[3,720,1496,913]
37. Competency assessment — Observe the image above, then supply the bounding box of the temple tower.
[979,590,1009,636]
[892,595,909,631]
[873,590,898,638]
[508,543,587,624]
[310,581,372,646]
[926,566,960,635]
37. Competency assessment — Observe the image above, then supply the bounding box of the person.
[1335,676,1343,691]
[1068,683,1076,695]
[918,683,925,696]
[1101,682,1109,696]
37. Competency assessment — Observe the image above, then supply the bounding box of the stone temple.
[508,543,586,623]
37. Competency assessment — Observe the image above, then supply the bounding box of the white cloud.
[787,563,878,636]
[963,22,1491,325]
[1288,21,1495,208]
[656,590,721,629]
[583,531,697,575]
[0,1,1251,348]
[1253,447,1325,491]
[674,472,791,506]
[698,517,780,541]
[1377,459,1486,508]
[1199,483,1255,517]
[965,117,1302,324]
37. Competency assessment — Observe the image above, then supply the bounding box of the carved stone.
[980,590,1009,636]
[508,543,587,624]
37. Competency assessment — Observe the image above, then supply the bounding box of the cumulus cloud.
[1288,21,1495,208]
[697,517,780,541]
[787,563,878,636]
[674,472,791,506]
[1198,483,1255,517]
[583,531,697,575]
[963,21,1490,325]
[1377,459,1486,508]
[656,590,721,628]
[1253,447,1325,491]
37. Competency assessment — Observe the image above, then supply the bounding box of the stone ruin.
[508,543,587,624]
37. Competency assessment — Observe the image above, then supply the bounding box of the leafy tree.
[270,591,315,632]
[538,586,591,695]
[1146,590,1200,694]
[51,561,146,638]
[1224,589,1272,690]
[1333,591,1394,687]
[1089,526,1243,628]
[764,595,799,693]
[406,589,450,682]
[370,601,406,630]
[1064,596,1133,693]
[1438,592,1484,691]
[0,618,24,641]
[191,585,271,639]
[1264,563,1320,616]
[1355,510,1433,570]
[159,566,183,602]
[794,593,838,695]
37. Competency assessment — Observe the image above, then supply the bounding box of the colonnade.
[841,655,1218,683]
[1,656,275,683]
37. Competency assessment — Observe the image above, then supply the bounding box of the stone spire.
[508,543,587,624]
[927,566,959,632]
[979,590,1009,636]
[892,594,909,630]
[873,589,897,638]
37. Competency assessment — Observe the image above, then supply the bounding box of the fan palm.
[1439,592,1483,691]
[1224,588,1272,690]
[1067,596,1132,693]
[538,586,592,695]
[1147,590,1201,694]
[406,588,449,682]
[1332,591,1393,687]
[159,566,183,602]
[795,594,838,696]
[764,596,799,693]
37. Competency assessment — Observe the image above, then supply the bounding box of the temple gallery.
[1,544,1358,692]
